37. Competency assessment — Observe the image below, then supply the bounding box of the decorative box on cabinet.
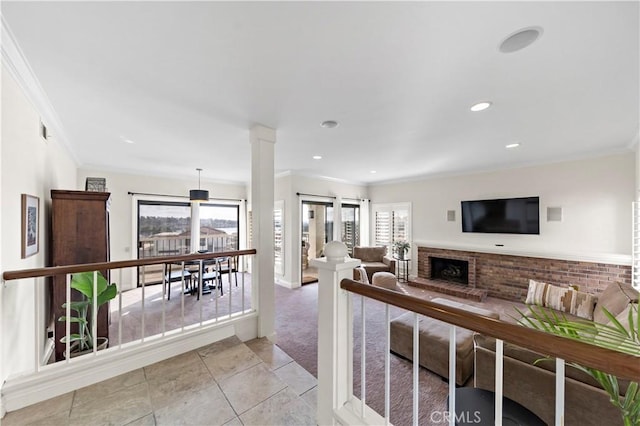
[51,190,110,361]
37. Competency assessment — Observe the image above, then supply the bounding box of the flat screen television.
[461,196,540,234]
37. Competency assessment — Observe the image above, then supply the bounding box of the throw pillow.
[608,303,638,330]
[525,279,548,305]
[593,281,639,324]
[525,279,596,320]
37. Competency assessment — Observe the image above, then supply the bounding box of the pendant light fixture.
[189,168,209,202]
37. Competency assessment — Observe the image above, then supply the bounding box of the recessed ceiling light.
[320,120,339,129]
[370,170,377,174]
[505,143,521,149]
[499,26,543,53]
[313,155,322,160]
[470,101,492,112]
[122,138,135,144]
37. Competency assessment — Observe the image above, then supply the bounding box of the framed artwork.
[85,177,106,192]
[21,194,39,258]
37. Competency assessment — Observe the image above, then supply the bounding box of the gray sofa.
[474,281,638,425]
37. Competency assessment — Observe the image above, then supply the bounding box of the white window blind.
[372,203,411,253]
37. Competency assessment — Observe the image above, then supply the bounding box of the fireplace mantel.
[413,240,631,266]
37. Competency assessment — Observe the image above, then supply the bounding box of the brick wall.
[417,246,632,302]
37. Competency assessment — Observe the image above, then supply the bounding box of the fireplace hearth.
[430,257,469,285]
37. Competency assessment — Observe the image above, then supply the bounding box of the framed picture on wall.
[21,194,39,258]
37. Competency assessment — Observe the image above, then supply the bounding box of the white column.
[313,242,360,425]
[250,125,276,340]
[190,202,200,253]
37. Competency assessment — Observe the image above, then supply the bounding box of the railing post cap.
[324,241,349,262]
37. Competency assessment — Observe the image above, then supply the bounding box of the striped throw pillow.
[525,279,596,320]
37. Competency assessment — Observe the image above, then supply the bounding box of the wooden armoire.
[51,190,111,361]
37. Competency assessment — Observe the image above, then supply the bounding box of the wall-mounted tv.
[461,196,540,235]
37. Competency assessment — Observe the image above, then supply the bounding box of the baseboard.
[2,313,258,412]
[275,278,295,289]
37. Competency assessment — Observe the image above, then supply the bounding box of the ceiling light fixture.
[123,139,135,144]
[370,170,377,174]
[505,143,521,149]
[499,26,543,53]
[313,155,322,160]
[470,102,492,112]
[189,168,209,202]
[320,120,339,129]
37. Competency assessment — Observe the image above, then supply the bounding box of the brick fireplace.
[414,246,632,302]
[426,254,476,287]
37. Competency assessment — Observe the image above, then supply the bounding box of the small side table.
[394,256,410,283]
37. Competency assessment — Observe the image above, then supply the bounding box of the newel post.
[312,241,361,425]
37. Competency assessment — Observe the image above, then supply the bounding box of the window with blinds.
[372,203,411,253]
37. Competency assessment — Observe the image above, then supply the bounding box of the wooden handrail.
[2,249,257,281]
[341,279,640,381]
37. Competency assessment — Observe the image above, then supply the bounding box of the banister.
[2,249,257,281]
[340,278,640,381]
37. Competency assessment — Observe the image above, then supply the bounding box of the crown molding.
[370,146,634,187]
[1,15,78,164]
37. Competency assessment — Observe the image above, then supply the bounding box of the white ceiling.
[3,1,639,185]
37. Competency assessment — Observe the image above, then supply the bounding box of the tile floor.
[2,336,317,426]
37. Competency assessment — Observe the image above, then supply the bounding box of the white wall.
[77,168,247,290]
[1,66,77,395]
[369,153,635,257]
[275,173,368,288]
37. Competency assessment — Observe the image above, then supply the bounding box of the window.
[136,200,240,285]
[371,202,411,254]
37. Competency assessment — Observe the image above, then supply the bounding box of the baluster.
[449,325,457,426]
[92,270,98,354]
[34,277,42,372]
[118,269,123,348]
[65,273,71,362]
[413,312,419,426]
[495,339,504,426]
[556,358,565,425]
[385,304,390,425]
[241,255,245,313]
[361,296,366,418]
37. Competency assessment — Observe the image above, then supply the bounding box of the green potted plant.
[58,271,117,356]
[393,240,411,260]
[517,303,639,426]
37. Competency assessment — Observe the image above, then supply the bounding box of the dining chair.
[163,262,192,300]
[215,256,239,289]
[192,259,223,299]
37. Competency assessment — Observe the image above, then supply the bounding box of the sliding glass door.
[341,204,360,256]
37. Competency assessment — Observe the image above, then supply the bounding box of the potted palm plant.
[393,240,411,260]
[58,271,117,356]
[518,303,639,426]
